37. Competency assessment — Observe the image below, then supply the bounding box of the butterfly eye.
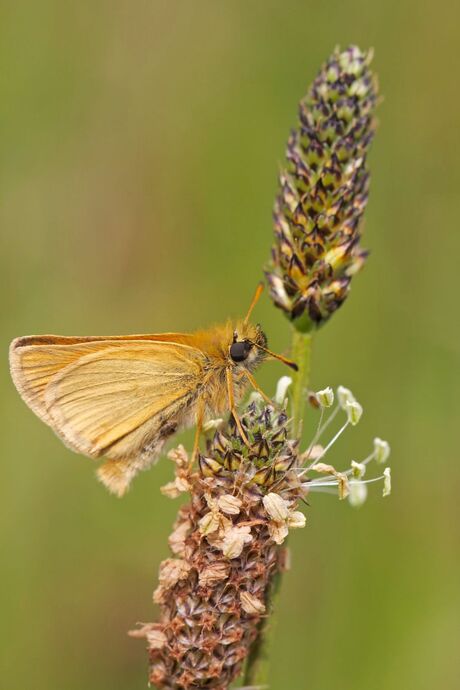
[230,340,252,363]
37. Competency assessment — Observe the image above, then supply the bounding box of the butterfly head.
[229,323,268,371]
[228,322,297,372]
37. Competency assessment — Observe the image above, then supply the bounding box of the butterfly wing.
[10,336,207,494]
[9,334,200,427]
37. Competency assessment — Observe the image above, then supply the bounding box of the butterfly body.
[9,319,268,496]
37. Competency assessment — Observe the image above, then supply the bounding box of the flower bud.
[374,437,391,464]
[316,386,334,408]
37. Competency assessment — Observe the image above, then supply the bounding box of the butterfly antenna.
[252,342,298,371]
[243,282,264,325]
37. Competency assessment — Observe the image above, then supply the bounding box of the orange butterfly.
[9,284,297,496]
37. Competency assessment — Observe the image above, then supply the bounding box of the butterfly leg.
[189,399,205,469]
[226,368,250,447]
[240,369,278,407]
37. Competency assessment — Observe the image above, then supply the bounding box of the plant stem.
[242,328,313,687]
[291,329,313,439]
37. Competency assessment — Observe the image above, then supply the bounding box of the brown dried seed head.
[134,400,308,689]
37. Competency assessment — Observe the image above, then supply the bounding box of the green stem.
[291,329,313,439]
[242,328,313,688]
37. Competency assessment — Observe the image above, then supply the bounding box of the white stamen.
[351,460,366,479]
[346,400,363,426]
[316,386,334,408]
[302,408,325,463]
[383,467,392,497]
[337,385,356,409]
[348,481,368,507]
[374,437,391,464]
[305,420,349,469]
[307,475,386,490]
[316,403,341,437]
[298,384,392,505]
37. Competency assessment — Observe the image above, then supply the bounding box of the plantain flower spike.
[132,399,307,690]
[266,45,378,331]
[132,382,391,687]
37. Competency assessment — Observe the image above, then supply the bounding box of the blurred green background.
[1,2,459,689]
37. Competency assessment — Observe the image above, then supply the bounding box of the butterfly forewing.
[10,336,206,460]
